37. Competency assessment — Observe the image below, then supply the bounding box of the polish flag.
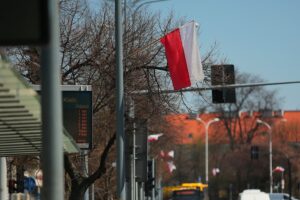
[160,21,204,90]
[167,161,176,173]
[273,166,285,172]
[160,150,174,158]
[167,150,175,158]
[147,133,163,142]
[212,168,220,176]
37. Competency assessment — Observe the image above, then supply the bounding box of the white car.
[239,189,270,200]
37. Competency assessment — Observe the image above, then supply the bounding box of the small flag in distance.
[147,133,163,142]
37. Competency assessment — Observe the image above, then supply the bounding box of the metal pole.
[129,97,136,200]
[205,125,209,184]
[269,127,273,193]
[151,159,155,200]
[196,118,219,200]
[133,132,136,200]
[131,81,300,95]
[82,150,89,200]
[131,155,134,200]
[256,119,272,193]
[281,171,284,193]
[41,0,64,199]
[115,0,126,199]
[0,157,8,200]
[196,118,219,184]
[287,159,292,200]
[91,184,95,200]
[135,182,139,200]
[140,182,144,200]
[157,177,162,200]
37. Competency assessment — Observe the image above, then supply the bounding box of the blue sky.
[146,0,300,110]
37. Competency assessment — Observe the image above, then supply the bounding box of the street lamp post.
[196,117,220,184]
[256,119,273,193]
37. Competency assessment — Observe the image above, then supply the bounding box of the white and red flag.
[160,150,174,158]
[167,150,175,158]
[147,133,163,142]
[167,161,176,173]
[160,21,204,90]
[212,168,220,176]
[273,166,285,173]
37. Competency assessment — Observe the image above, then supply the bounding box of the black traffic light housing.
[211,64,236,103]
[145,160,155,197]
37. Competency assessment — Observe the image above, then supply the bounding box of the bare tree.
[5,0,218,199]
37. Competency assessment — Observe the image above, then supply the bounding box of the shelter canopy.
[0,60,79,156]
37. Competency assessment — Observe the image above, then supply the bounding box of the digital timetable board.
[33,85,93,149]
[63,90,92,149]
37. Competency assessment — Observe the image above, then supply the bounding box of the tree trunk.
[69,183,87,200]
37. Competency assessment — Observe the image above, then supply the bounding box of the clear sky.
[146,0,300,110]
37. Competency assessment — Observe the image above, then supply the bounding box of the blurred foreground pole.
[41,0,64,199]
[0,157,8,200]
[115,0,126,199]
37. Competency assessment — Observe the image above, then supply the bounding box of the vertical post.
[0,157,8,200]
[140,182,144,200]
[132,132,136,200]
[269,128,273,193]
[281,171,284,193]
[129,97,136,200]
[91,184,95,200]
[82,150,89,200]
[40,0,64,199]
[287,159,292,200]
[151,159,155,200]
[157,177,162,200]
[196,117,219,200]
[196,117,219,184]
[205,125,209,184]
[135,182,139,200]
[256,119,272,193]
[115,0,126,199]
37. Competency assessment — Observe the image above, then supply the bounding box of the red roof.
[164,111,300,144]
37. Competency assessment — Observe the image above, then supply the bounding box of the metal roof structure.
[0,60,79,156]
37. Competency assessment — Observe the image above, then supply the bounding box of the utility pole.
[115,0,126,200]
[41,0,64,199]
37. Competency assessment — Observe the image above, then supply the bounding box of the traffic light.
[135,119,148,182]
[145,160,155,197]
[250,145,259,160]
[211,64,236,103]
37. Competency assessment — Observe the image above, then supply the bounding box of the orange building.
[164,110,300,145]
